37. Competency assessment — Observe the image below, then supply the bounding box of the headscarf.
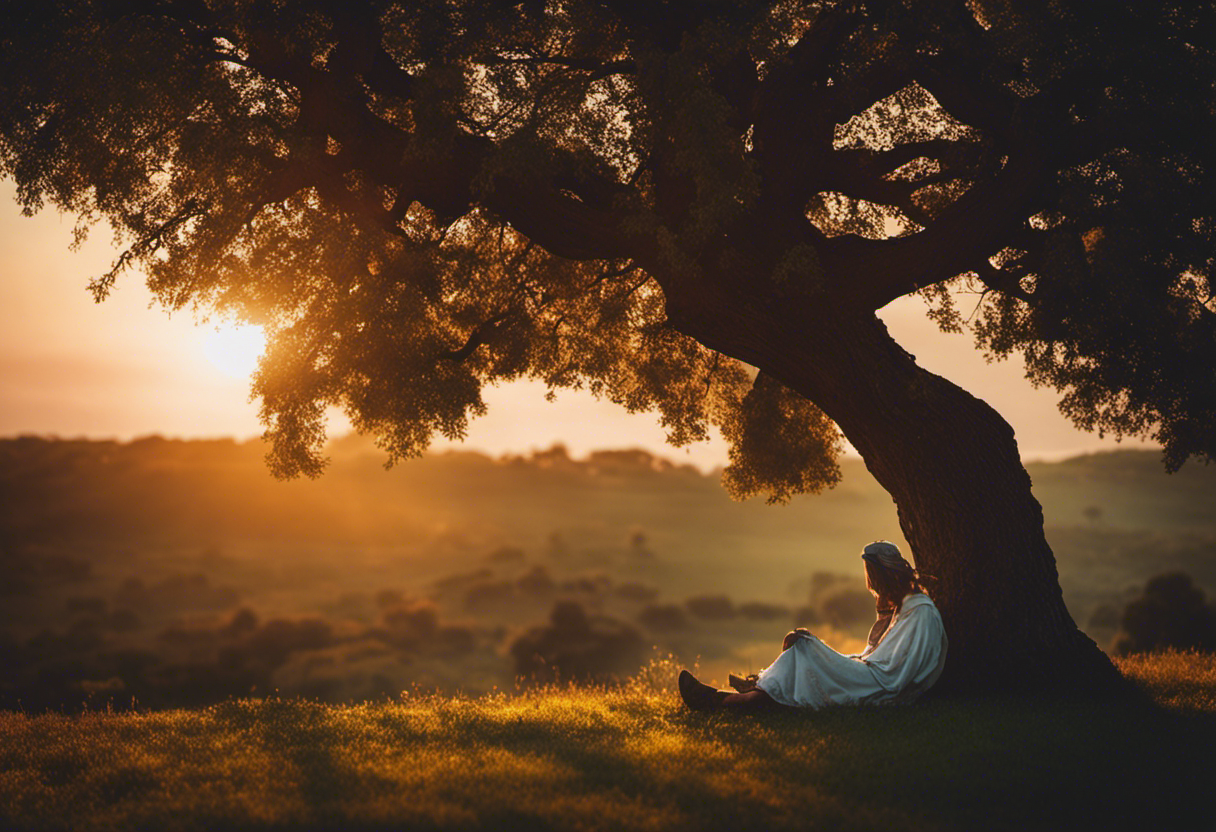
[861,540,916,576]
[861,540,917,651]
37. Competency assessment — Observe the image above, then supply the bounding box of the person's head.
[861,541,923,610]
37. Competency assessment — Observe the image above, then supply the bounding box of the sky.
[0,179,1152,469]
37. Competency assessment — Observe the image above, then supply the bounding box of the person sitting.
[679,540,947,711]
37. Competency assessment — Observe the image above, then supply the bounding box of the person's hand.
[783,628,811,651]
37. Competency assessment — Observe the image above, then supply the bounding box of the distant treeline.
[0,435,708,546]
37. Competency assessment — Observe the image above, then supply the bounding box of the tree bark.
[670,296,1122,693]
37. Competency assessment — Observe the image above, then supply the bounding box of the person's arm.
[851,609,896,660]
[850,643,877,660]
[863,601,947,694]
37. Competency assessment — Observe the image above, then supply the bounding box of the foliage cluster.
[1112,573,1216,656]
[2,0,1210,495]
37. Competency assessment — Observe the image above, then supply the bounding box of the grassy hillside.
[1,653,1213,831]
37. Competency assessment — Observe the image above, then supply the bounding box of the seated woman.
[679,541,947,711]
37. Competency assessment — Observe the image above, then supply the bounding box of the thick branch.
[750,6,868,209]
[483,173,642,262]
[216,23,649,265]
[831,139,987,186]
[818,112,1050,309]
[326,7,417,102]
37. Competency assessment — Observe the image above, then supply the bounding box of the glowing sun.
[202,324,266,379]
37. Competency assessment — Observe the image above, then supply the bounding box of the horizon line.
[0,430,1163,470]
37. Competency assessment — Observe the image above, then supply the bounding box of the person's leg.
[678,670,729,710]
[728,634,805,694]
[681,672,793,713]
[721,689,779,710]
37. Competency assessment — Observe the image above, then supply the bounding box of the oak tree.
[2,0,1212,690]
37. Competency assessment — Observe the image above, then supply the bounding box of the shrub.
[637,604,688,632]
[1113,573,1216,655]
[685,595,735,620]
[791,606,821,627]
[246,618,334,668]
[63,619,105,653]
[1088,604,1122,631]
[615,582,659,603]
[560,574,612,595]
[517,566,555,595]
[464,580,515,610]
[118,573,239,612]
[221,607,259,637]
[739,601,790,621]
[509,602,645,681]
[810,571,848,598]
[66,596,106,616]
[486,546,526,564]
[820,589,875,627]
[434,625,477,656]
[380,603,440,648]
[107,608,142,632]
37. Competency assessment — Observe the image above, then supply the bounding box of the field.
[1,652,1213,831]
[2,437,1215,829]
[2,437,1215,710]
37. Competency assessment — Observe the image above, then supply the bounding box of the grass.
[1,653,1214,831]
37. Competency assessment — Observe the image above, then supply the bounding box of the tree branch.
[488,53,636,82]
[89,200,204,301]
[584,260,639,291]
[119,4,655,278]
[818,112,1050,309]
[438,311,516,362]
[831,139,987,186]
[973,259,1035,305]
[751,5,870,209]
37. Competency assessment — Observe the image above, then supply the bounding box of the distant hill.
[0,436,1212,708]
[1,433,1211,547]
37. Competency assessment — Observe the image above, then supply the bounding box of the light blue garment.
[755,593,947,708]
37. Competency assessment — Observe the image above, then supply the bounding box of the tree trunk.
[674,298,1122,693]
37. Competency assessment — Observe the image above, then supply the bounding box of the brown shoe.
[728,673,759,693]
[679,670,729,711]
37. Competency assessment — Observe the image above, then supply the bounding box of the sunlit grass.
[1,653,1213,831]
[1114,649,1216,712]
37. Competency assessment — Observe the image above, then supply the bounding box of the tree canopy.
[1,0,1212,496]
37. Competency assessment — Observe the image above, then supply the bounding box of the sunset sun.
[202,324,265,379]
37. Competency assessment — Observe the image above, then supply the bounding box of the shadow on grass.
[2,657,1214,831]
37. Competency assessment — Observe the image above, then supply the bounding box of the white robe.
[755,593,947,709]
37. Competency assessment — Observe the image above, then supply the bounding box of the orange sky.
[0,179,1152,469]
